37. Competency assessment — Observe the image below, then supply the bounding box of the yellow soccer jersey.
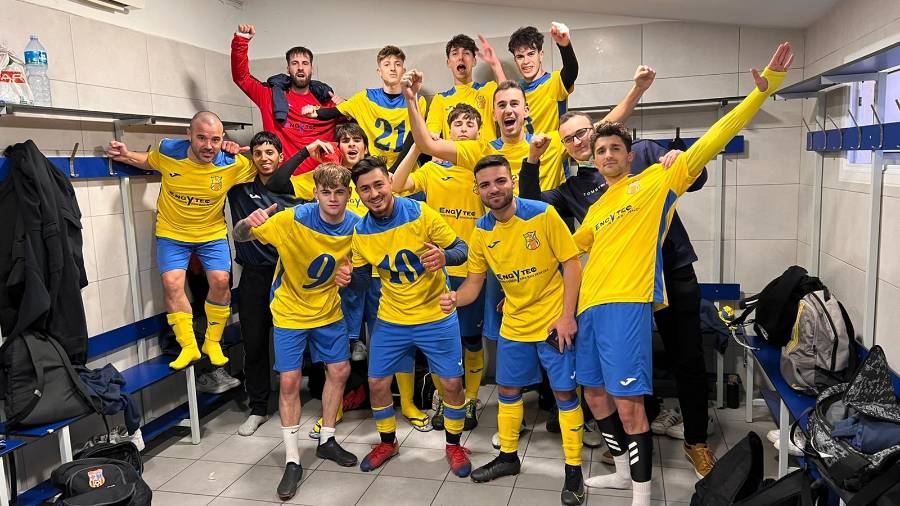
[252,202,360,329]
[426,81,498,141]
[467,198,578,342]
[410,160,485,278]
[455,131,569,191]
[289,172,368,216]
[522,70,572,136]
[351,197,459,325]
[336,89,427,167]
[574,68,786,313]
[149,139,255,243]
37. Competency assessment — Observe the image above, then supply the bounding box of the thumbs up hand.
[246,204,277,227]
[335,256,353,287]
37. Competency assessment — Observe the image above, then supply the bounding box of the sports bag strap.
[789,412,819,460]
[13,334,47,426]
[847,461,900,506]
[45,336,111,438]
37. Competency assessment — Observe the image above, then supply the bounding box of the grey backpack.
[780,288,858,395]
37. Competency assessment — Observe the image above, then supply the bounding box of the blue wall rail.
[805,122,900,152]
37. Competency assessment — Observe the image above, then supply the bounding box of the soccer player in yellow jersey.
[393,104,486,431]
[265,123,434,433]
[106,112,255,371]
[426,34,505,141]
[439,154,585,505]
[508,23,577,135]
[302,45,427,167]
[338,157,472,476]
[576,43,793,506]
[231,163,360,500]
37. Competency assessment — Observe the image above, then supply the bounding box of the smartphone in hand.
[546,328,562,353]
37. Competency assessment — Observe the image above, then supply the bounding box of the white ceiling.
[444,0,841,29]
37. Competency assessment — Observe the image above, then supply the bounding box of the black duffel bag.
[50,457,151,506]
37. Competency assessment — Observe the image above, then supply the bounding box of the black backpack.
[50,457,151,506]
[732,266,825,347]
[0,330,95,426]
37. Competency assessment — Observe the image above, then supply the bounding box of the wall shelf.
[0,102,252,131]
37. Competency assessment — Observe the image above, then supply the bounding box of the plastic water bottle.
[24,35,51,107]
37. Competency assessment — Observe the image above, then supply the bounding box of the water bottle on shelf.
[24,35,51,107]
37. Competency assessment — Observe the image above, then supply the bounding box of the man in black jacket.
[520,111,716,478]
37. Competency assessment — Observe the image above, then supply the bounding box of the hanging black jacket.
[0,140,89,364]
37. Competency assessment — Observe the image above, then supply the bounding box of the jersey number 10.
[378,248,424,284]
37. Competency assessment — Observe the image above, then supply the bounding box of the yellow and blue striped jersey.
[426,81,498,141]
[289,172,367,216]
[253,202,360,329]
[522,70,571,135]
[351,197,459,325]
[409,160,485,278]
[148,139,256,242]
[336,89,427,167]
[467,198,578,342]
[455,131,569,191]
[574,68,787,313]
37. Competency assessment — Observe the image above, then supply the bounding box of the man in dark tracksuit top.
[228,132,300,436]
[520,111,716,478]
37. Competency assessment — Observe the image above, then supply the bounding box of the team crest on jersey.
[523,231,540,250]
[627,180,641,194]
[87,468,105,488]
[210,176,223,191]
[476,95,486,109]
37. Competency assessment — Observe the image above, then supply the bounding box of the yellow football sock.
[396,372,427,421]
[201,301,230,366]
[372,404,397,436]
[167,312,200,370]
[464,347,484,401]
[431,373,445,398]
[443,401,465,436]
[497,392,524,454]
[558,397,585,466]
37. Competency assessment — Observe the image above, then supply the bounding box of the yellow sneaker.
[684,443,717,479]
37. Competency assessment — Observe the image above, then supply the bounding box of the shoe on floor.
[360,440,400,472]
[316,436,358,467]
[238,414,269,436]
[446,444,472,477]
[561,464,586,505]
[463,398,478,431]
[583,419,603,449]
[666,415,715,440]
[651,408,682,435]
[767,429,805,456]
[276,462,303,500]
[470,453,521,483]
[491,422,528,449]
[196,368,238,394]
[351,340,368,362]
[684,442,717,479]
[431,393,445,431]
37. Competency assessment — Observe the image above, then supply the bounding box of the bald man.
[107,112,257,370]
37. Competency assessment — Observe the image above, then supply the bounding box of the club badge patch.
[210,176,223,191]
[87,468,105,488]
[523,231,540,250]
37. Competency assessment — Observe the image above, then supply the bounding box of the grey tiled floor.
[142,386,779,506]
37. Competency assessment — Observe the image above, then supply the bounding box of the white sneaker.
[767,429,805,456]
[651,408,682,435]
[351,340,368,361]
[211,367,241,389]
[666,416,715,440]
[491,422,527,449]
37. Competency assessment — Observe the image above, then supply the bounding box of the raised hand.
[237,24,256,39]
[477,34,499,66]
[550,21,571,47]
[753,42,794,92]
[246,204,277,227]
[306,139,334,162]
[634,65,656,91]
[400,69,423,100]
[106,140,131,162]
[439,291,457,314]
[528,133,551,162]
[221,140,248,155]
[335,256,352,288]
[420,242,446,272]
[548,315,577,352]
[659,149,682,169]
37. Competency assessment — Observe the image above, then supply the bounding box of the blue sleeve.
[443,237,468,267]
[629,140,667,174]
[349,266,372,290]
[686,167,708,192]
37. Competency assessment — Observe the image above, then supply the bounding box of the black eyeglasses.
[562,127,591,145]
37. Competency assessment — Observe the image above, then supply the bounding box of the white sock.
[129,428,145,452]
[282,425,301,465]
[238,414,268,436]
[319,426,335,445]
[632,479,651,506]
[585,453,631,490]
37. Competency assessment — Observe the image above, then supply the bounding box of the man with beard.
[573,43,793,506]
[337,157,472,476]
[106,112,256,371]
[438,154,585,505]
[426,34,505,141]
[231,24,340,162]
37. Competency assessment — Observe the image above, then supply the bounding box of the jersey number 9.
[303,253,337,289]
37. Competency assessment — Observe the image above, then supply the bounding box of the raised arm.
[601,65,656,124]
[400,69,460,163]
[550,22,578,91]
[232,204,277,242]
[391,143,421,194]
[477,35,507,83]
[106,141,152,171]
[231,24,269,104]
